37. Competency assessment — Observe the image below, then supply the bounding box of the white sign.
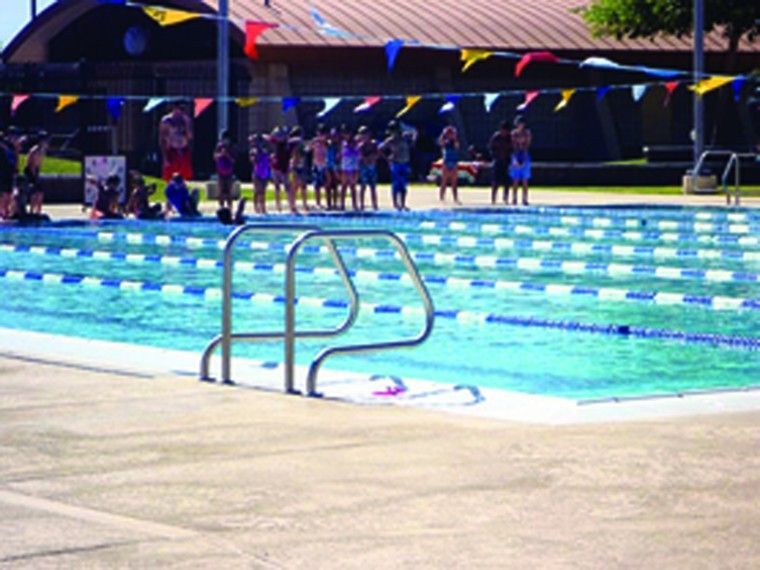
[83,156,127,205]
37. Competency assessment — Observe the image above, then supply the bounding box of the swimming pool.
[0,205,758,406]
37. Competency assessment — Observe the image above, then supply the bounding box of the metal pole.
[221,233,234,383]
[31,0,37,19]
[693,0,704,170]
[217,0,230,135]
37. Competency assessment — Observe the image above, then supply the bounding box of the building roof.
[3,0,758,64]
[227,0,758,54]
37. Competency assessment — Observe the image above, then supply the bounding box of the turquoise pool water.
[0,205,758,400]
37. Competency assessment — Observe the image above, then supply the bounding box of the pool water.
[0,206,758,400]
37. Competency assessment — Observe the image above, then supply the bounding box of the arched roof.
[4,0,758,63]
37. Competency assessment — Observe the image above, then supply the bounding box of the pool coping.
[2,326,759,425]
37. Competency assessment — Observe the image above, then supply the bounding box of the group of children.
[214,119,418,216]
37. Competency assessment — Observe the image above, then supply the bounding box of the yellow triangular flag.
[689,76,735,96]
[55,95,79,113]
[554,89,576,112]
[396,95,421,118]
[143,6,202,27]
[461,49,493,72]
[235,97,258,108]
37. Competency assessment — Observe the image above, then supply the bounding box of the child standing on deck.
[438,125,461,204]
[309,124,329,209]
[288,126,309,212]
[380,121,416,211]
[358,126,379,211]
[270,127,292,213]
[249,133,271,215]
[510,115,532,206]
[325,128,341,210]
[213,130,235,210]
[340,127,360,211]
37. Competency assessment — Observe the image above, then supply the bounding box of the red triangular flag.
[664,81,680,107]
[517,90,540,111]
[11,94,30,115]
[354,96,382,113]
[194,98,214,118]
[245,21,278,60]
[515,51,559,78]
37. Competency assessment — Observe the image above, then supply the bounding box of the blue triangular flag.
[385,39,404,72]
[484,93,500,113]
[282,97,301,113]
[317,97,341,118]
[631,84,648,102]
[143,97,165,113]
[596,86,611,102]
[732,77,746,102]
[106,97,125,121]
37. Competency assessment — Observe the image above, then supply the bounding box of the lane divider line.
[1,261,759,315]
[5,242,760,287]
[1,267,758,350]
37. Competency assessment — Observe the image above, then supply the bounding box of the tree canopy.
[578,0,759,52]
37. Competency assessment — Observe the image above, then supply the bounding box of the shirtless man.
[159,103,193,182]
[25,132,49,215]
[510,115,532,206]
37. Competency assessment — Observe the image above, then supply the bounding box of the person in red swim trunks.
[159,102,193,182]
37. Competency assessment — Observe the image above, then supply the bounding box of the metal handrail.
[692,150,757,206]
[199,223,359,386]
[284,229,435,397]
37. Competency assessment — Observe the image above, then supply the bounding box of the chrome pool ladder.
[692,150,758,206]
[199,224,435,396]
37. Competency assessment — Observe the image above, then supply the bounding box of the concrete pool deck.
[2,189,758,566]
[1,353,759,568]
[41,185,760,219]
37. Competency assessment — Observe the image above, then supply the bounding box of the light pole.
[693,0,704,168]
[217,0,229,135]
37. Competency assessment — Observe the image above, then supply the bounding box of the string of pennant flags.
[100,0,739,81]
[3,2,750,122]
[3,73,748,123]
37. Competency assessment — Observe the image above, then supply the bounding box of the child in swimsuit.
[270,127,291,213]
[340,128,360,211]
[438,125,461,204]
[510,115,532,206]
[309,124,328,209]
[357,126,379,211]
[288,126,309,212]
[214,130,235,209]
[249,133,270,215]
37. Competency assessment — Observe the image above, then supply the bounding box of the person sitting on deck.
[7,174,50,223]
[165,173,201,218]
[126,171,164,220]
[90,174,124,220]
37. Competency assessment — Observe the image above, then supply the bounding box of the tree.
[578,0,759,60]
[578,1,759,146]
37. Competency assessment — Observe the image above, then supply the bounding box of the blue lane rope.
[88,230,760,267]
[2,211,760,248]
[1,267,758,351]
[4,242,760,289]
